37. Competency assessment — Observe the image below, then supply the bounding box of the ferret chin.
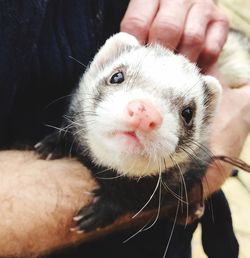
[76,37,221,178]
[35,30,250,233]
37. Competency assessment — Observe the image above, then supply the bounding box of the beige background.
[218,0,250,37]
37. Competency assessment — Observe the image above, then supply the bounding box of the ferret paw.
[73,196,121,233]
[34,132,64,160]
[34,142,55,160]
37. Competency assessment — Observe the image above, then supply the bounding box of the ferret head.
[72,32,222,178]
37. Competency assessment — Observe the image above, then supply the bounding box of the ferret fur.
[36,30,250,232]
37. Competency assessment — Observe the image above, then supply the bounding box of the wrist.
[204,83,250,198]
[203,161,232,198]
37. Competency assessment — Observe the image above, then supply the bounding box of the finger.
[120,0,159,44]
[178,3,212,63]
[148,0,193,50]
[198,14,229,69]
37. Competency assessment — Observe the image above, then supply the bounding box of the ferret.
[35,31,250,234]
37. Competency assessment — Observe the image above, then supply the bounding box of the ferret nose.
[125,100,163,132]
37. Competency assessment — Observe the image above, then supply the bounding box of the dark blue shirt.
[0,0,128,147]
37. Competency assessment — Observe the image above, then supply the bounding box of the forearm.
[0,150,154,257]
[0,150,98,257]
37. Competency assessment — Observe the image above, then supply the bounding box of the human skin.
[0,78,249,258]
[120,0,229,68]
[203,67,250,197]
[0,151,96,258]
[0,151,154,258]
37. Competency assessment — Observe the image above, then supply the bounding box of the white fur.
[218,31,250,88]
[73,33,222,177]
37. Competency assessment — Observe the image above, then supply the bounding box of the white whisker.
[142,162,162,231]
[122,219,153,244]
[171,156,189,226]
[132,173,161,219]
[163,198,180,258]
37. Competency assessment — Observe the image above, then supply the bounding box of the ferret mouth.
[114,130,140,143]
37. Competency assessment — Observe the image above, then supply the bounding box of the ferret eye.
[109,71,124,84]
[181,107,193,125]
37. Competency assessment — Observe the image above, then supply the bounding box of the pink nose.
[125,100,163,132]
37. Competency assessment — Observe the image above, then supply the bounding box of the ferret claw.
[34,132,65,160]
[73,215,84,222]
[45,153,53,160]
[70,227,78,232]
[194,205,205,218]
[73,197,120,232]
[70,227,84,234]
[76,230,84,234]
[34,142,42,149]
[93,196,100,203]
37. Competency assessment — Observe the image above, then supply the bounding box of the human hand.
[121,0,229,69]
[175,68,250,223]
[202,66,250,197]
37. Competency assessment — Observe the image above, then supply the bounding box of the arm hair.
[0,150,153,258]
[0,150,97,258]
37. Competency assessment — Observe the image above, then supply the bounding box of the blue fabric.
[0,0,47,145]
[201,191,239,258]
[0,0,127,147]
[47,218,197,258]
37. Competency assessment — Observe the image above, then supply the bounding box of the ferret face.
[72,33,221,178]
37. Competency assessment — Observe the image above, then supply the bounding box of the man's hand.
[203,67,250,197]
[121,0,229,69]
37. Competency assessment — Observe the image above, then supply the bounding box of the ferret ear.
[92,32,140,67]
[202,75,222,117]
